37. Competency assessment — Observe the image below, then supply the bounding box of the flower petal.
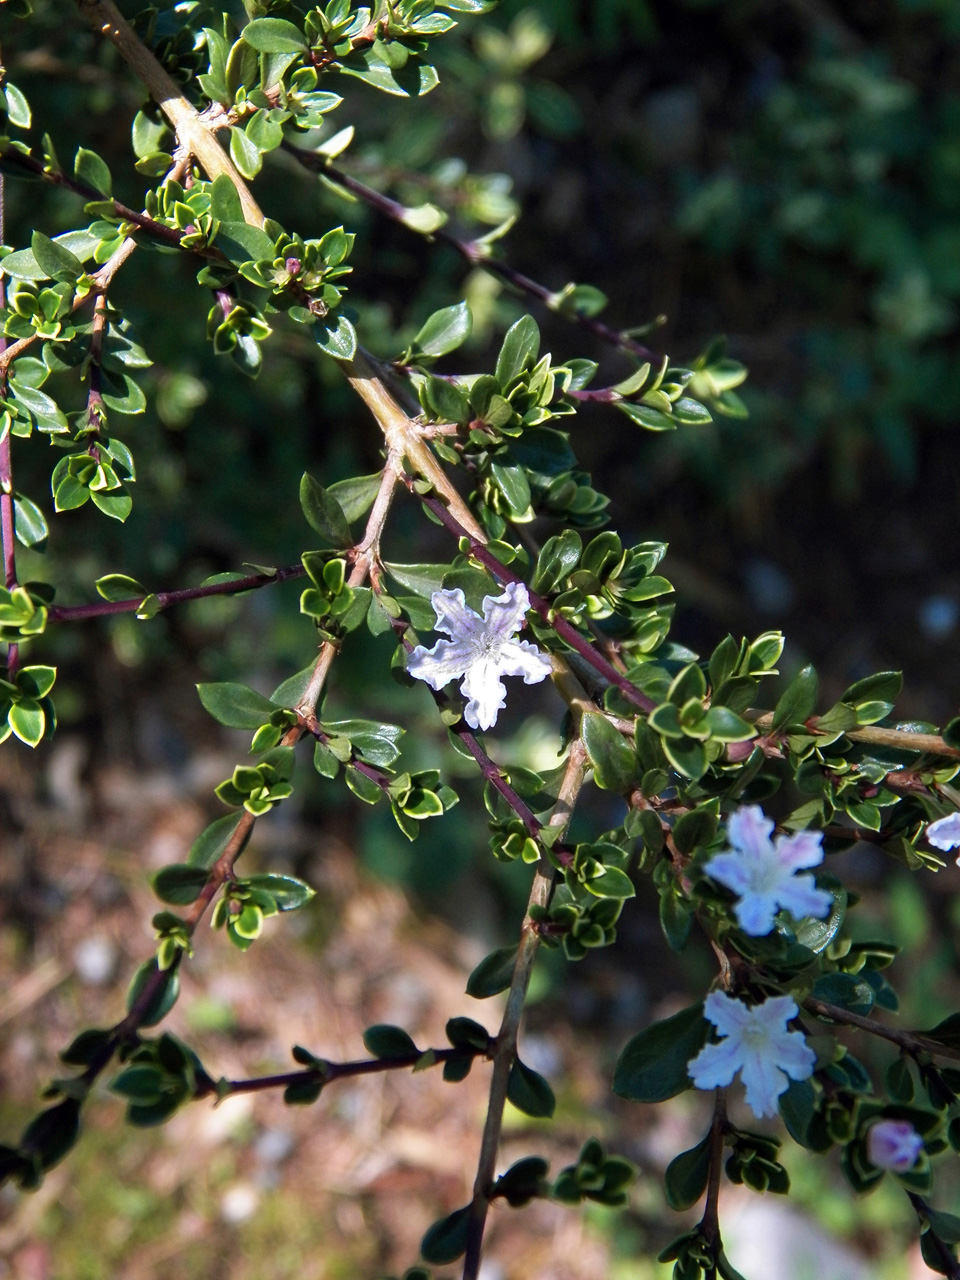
[927,812,960,852]
[774,829,825,872]
[776,876,833,922]
[773,1028,816,1081]
[430,588,482,640]
[460,656,507,731]
[687,1038,742,1091]
[726,805,775,858]
[754,995,799,1027]
[480,582,532,647]
[407,638,475,691]
[704,851,755,896]
[497,638,552,685]
[703,990,752,1036]
[738,1054,789,1119]
[733,893,779,936]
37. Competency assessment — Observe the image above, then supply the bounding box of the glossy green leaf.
[414,300,472,357]
[299,472,352,547]
[507,1058,555,1118]
[241,17,307,53]
[466,944,518,998]
[664,1132,711,1210]
[613,1003,708,1103]
[582,713,636,792]
[197,682,277,729]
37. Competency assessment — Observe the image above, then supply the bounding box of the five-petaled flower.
[704,805,832,936]
[925,812,960,853]
[688,991,815,1118]
[867,1119,924,1172]
[406,582,552,731]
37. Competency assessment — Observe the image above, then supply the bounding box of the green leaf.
[778,1078,816,1147]
[90,489,132,522]
[617,401,676,431]
[772,664,818,731]
[328,471,383,523]
[315,313,358,360]
[228,125,262,179]
[507,1058,555,1118]
[672,806,718,855]
[466,944,518,998]
[244,873,314,911]
[613,1003,708,1103]
[216,220,277,264]
[811,972,875,1016]
[661,734,707,781]
[241,17,307,53]
[383,562,451,598]
[197,682,277,729]
[95,573,146,602]
[4,83,31,129]
[413,301,472,357]
[210,173,245,223]
[489,460,530,515]
[8,699,44,747]
[151,864,209,906]
[74,147,112,197]
[842,670,902,708]
[16,666,56,699]
[30,230,83,281]
[582,713,636,792]
[299,473,352,547]
[362,1024,418,1059]
[125,959,179,1027]
[188,812,246,870]
[420,1205,471,1266]
[13,494,47,548]
[337,48,439,98]
[496,315,540,387]
[664,1132,711,1210]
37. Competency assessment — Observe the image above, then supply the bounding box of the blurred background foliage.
[2,1,960,1277]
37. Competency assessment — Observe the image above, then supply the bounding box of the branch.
[198,1042,492,1101]
[402,476,658,715]
[76,0,264,226]
[282,144,660,366]
[68,459,403,1090]
[47,563,305,623]
[803,998,960,1065]
[461,736,588,1280]
[747,710,960,761]
[699,1090,728,1258]
[0,170,16,678]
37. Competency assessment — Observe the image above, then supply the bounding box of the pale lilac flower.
[925,812,960,852]
[406,582,552,731]
[704,805,832,935]
[867,1119,924,1172]
[688,991,815,1118]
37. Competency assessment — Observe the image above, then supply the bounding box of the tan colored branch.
[76,0,264,227]
[461,736,588,1280]
[747,711,960,761]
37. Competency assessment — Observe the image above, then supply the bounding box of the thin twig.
[47,564,306,623]
[699,1090,728,1266]
[461,736,587,1280]
[746,710,960,761]
[803,997,960,1064]
[198,1043,491,1100]
[283,144,660,366]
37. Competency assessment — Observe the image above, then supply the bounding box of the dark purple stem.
[282,145,659,365]
[47,564,306,623]
[199,1043,489,1099]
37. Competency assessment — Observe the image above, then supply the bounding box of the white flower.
[688,991,815,1118]
[406,582,552,731]
[704,805,832,936]
[867,1119,924,1172]
[926,812,960,852]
